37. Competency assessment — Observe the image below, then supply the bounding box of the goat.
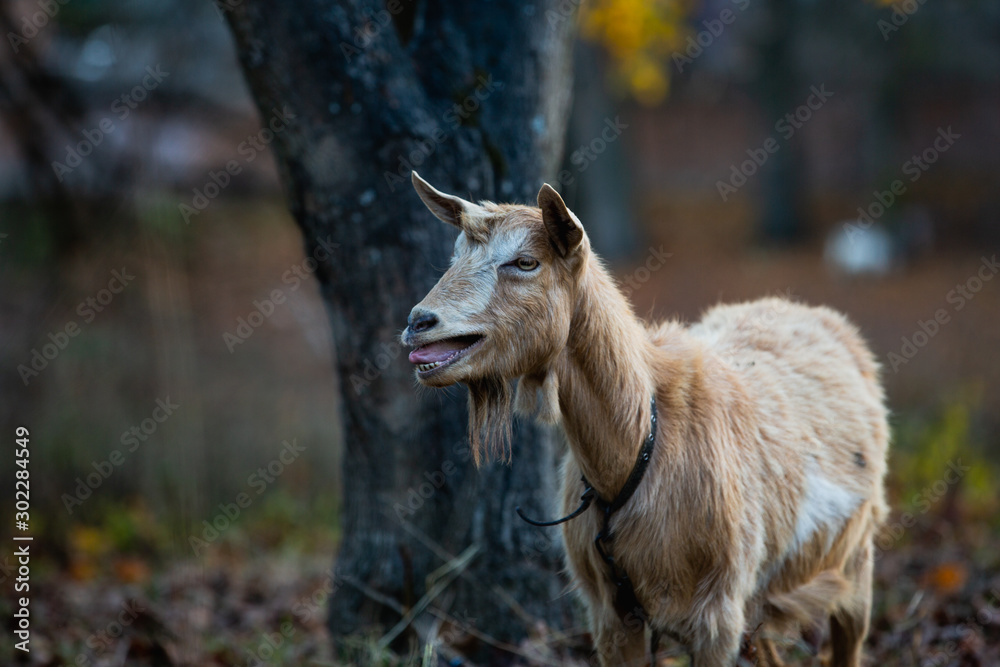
[401,172,889,666]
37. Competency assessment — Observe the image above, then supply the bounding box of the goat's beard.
[466,376,513,466]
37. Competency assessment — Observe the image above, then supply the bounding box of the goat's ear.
[412,171,479,229]
[538,183,584,257]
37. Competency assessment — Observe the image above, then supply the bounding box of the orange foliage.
[924,562,969,595]
[580,0,691,104]
[113,556,152,584]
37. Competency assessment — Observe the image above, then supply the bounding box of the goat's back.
[683,298,888,610]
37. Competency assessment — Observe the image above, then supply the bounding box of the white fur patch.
[450,232,470,264]
[792,466,859,551]
[442,227,532,318]
[488,227,531,264]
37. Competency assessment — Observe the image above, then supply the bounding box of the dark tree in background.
[751,0,803,245]
[223,0,578,660]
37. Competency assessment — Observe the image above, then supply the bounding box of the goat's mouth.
[408,334,485,377]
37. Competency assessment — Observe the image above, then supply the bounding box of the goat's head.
[401,172,589,462]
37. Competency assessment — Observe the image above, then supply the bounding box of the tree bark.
[753,0,805,245]
[223,1,578,661]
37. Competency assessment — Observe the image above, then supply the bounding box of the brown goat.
[402,172,889,666]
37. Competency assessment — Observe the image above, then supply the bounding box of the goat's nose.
[407,309,439,334]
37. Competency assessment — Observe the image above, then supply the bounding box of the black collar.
[517,395,660,627]
[516,395,658,527]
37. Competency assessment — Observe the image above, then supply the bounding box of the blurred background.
[1,0,998,664]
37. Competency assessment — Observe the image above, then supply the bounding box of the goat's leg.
[829,541,874,667]
[593,613,649,667]
[688,608,744,667]
[754,635,786,667]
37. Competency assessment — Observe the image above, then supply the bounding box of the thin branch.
[338,573,406,616]
[424,605,558,666]
[378,543,480,649]
[387,510,568,646]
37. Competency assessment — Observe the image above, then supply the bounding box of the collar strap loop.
[515,396,657,527]
[516,396,659,629]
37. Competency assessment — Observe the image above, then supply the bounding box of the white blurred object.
[824,206,934,276]
[824,223,894,276]
[74,25,118,82]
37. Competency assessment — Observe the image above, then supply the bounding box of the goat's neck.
[554,256,658,501]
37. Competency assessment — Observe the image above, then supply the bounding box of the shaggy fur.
[402,172,889,667]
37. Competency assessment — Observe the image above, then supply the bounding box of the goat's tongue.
[409,339,468,364]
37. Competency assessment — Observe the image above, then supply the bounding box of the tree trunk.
[223,1,578,662]
[753,0,805,245]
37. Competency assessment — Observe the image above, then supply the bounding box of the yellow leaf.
[581,0,689,105]
[69,525,108,557]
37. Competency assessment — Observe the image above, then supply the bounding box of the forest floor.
[4,503,999,666]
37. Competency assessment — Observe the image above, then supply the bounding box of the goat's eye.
[516,257,539,271]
